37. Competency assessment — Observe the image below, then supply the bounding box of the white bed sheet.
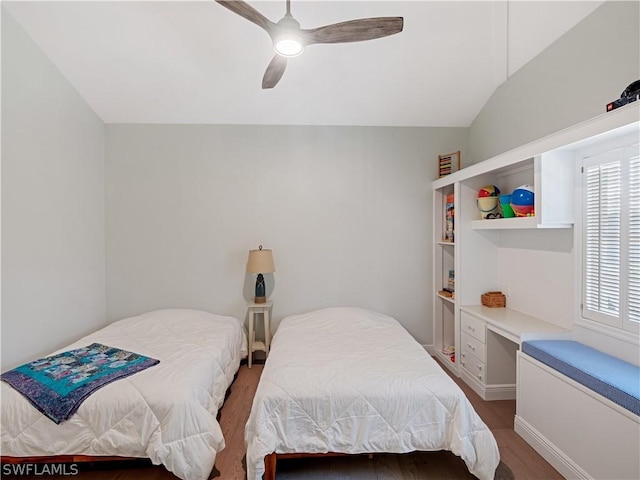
[1,309,247,480]
[245,307,500,480]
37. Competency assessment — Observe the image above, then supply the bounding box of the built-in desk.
[461,305,571,344]
[459,305,571,401]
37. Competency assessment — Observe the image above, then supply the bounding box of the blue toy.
[511,185,535,217]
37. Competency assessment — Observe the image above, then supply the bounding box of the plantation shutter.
[582,144,640,332]
[627,147,640,328]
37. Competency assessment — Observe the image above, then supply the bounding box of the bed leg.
[264,453,277,480]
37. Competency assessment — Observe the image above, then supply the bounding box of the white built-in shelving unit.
[432,104,640,399]
[433,183,457,372]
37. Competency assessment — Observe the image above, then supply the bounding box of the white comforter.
[1,309,247,480]
[245,307,500,480]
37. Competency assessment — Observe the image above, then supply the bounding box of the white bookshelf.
[433,183,457,373]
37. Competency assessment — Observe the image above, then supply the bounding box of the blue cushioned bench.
[522,340,640,416]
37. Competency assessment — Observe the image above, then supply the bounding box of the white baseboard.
[514,416,590,480]
[460,370,516,400]
[484,384,515,401]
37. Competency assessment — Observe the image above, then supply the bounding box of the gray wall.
[106,124,466,345]
[1,11,106,370]
[468,0,640,162]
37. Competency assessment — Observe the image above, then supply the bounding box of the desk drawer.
[461,351,485,383]
[462,332,486,362]
[461,311,486,343]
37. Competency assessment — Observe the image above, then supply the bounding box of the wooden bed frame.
[3,452,369,480]
[263,452,374,480]
[1,455,138,464]
[3,451,372,479]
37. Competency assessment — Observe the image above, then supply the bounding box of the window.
[582,142,639,333]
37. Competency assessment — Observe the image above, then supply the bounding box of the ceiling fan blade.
[303,17,403,45]
[262,55,288,89]
[216,0,275,33]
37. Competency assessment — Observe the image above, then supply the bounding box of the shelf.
[471,216,573,229]
[472,217,535,229]
[437,293,455,304]
[434,350,457,373]
[437,240,455,246]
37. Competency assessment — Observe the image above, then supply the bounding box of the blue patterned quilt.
[1,343,160,424]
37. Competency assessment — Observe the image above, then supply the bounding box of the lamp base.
[254,296,266,304]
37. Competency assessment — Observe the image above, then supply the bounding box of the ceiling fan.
[216,0,404,89]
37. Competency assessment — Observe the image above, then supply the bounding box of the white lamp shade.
[246,248,275,274]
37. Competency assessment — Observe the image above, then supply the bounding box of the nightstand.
[247,301,272,368]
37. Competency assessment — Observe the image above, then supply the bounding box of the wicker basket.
[481,291,506,308]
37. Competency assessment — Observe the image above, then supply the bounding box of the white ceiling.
[4,1,604,127]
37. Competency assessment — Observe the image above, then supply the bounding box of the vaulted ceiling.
[4,1,604,126]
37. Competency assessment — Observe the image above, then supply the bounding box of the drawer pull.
[477,365,482,371]
[467,343,475,351]
[477,374,482,380]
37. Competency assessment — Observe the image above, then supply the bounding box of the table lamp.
[246,245,275,304]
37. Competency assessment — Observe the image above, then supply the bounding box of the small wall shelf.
[471,217,572,230]
[472,217,535,229]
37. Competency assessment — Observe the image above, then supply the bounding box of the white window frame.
[578,138,639,335]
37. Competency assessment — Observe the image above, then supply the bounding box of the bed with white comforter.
[245,307,500,480]
[1,309,247,480]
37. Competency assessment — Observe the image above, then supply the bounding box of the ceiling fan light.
[274,34,304,57]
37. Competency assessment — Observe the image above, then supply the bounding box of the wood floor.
[4,361,563,479]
